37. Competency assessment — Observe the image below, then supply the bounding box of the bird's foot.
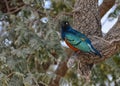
[74,50,81,55]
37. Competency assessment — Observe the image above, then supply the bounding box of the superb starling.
[61,21,102,58]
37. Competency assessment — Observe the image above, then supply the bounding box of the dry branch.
[1,0,24,14]
[4,0,10,12]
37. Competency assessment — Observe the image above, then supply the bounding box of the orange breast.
[65,40,79,52]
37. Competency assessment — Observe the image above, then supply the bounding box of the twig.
[39,81,48,86]
[109,38,120,44]
[5,5,24,15]
[9,3,24,11]
[7,72,14,78]
[93,36,110,44]
[4,0,10,12]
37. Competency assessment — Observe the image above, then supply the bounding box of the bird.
[61,21,102,58]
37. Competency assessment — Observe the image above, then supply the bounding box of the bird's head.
[61,21,70,30]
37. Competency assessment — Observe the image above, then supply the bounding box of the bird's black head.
[61,21,70,30]
[61,21,71,39]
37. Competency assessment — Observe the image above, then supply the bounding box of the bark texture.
[99,0,115,18]
[73,0,102,37]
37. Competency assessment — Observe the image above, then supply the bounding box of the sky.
[101,4,118,34]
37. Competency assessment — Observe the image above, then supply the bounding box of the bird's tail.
[90,45,102,58]
[93,48,102,58]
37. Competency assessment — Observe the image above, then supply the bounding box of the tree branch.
[99,0,115,18]
[2,0,24,14]
[4,0,10,12]
[49,59,68,86]
[5,5,24,15]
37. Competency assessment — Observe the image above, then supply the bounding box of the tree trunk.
[73,0,102,37]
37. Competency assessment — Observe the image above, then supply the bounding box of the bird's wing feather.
[65,32,95,52]
[65,32,83,45]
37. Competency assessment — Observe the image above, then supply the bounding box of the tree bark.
[49,50,72,86]
[99,0,115,18]
[73,0,102,37]
[49,60,68,86]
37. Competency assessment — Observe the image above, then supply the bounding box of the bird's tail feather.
[92,48,102,58]
[89,44,102,58]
